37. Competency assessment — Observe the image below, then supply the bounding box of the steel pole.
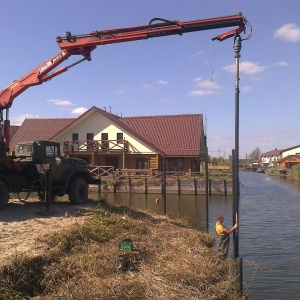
[233,34,243,295]
[234,34,241,257]
[205,146,209,232]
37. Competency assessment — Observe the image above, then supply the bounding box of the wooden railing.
[63,140,128,153]
[86,166,231,181]
[87,166,115,178]
[89,168,232,195]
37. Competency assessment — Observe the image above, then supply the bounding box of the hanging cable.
[242,19,253,41]
[209,40,217,84]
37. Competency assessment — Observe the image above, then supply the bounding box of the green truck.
[0,140,97,210]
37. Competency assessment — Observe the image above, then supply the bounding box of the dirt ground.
[0,197,96,266]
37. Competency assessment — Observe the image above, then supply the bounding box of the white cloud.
[274,23,300,42]
[250,76,265,82]
[157,80,168,85]
[196,79,221,89]
[273,61,289,67]
[223,61,266,75]
[11,113,40,125]
[47,99,74,106]
[189,77,221,97]
[117,90,125,95]
[116,85,131,95]
[193,77,203,82]
[143,83,152,89]
[71,107,88,115]
[188,51,203,58]
[188,90,215,97]
[210,135,222,140]
[240,86,251,93]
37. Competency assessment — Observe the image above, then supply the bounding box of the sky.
[0,0,299,159]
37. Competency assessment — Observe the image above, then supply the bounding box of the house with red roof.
[277,155,300,170]
[261,145,300,169]
[261,148,282,168]
[10,106,206,173]
[280,145,300,158]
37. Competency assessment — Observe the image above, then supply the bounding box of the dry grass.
[0,202,240,300]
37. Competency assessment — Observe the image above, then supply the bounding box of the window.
[117,132,123,143]
[87,133,94,141]
[166,158,184,172]
[46,144,59,159]
[87,133,94,150]
[71,133,79,151]
[101,133,108,150]
[136,158,149,169]
[17,144,33,155]
[106,157,118,170]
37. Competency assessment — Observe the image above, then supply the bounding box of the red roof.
[121,114,202,156]
[277,155,300,163]
[261,149,282,157]
[10,118,75,150]
[9,125,20,140]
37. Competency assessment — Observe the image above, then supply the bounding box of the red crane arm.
[0,13,246,111]
[56,13,245,49]
[0,47,95,110]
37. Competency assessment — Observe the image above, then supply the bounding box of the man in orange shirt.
[215,214,238,259]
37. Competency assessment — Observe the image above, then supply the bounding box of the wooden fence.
[88,166,232,195]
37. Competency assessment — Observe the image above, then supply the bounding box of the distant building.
[261,145,300,169]
[277,155,300,170]
[261,148,282,168]
[280,145,300,158]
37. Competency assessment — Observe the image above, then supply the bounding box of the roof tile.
[10,118,74,150]
[121,114,202,156]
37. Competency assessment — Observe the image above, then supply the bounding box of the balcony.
[63,140,129,154]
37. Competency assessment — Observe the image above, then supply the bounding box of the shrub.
[289,165,300,181]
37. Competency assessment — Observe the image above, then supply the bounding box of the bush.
[289,165,300,181]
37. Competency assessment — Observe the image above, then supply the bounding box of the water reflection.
[89,191,211,231]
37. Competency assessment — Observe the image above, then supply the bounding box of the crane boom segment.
[56,14,245,49]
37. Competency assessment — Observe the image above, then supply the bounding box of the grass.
[0,202,240,300]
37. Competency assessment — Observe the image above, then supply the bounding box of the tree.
[248,147,262,160]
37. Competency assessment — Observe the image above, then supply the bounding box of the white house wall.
[281,147,300,158]
[54,111,155,154]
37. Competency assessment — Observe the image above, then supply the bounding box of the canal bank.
[94,171,300,299]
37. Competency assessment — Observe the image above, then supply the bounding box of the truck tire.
[69,177,88,205]
[0,180,9,210]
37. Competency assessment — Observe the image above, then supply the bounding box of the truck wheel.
[0,180,9,210]
[69,177,88,205]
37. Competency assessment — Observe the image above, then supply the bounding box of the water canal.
[91,171,300,299]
